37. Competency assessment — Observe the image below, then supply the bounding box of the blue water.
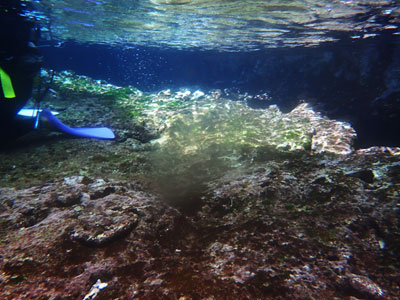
[21,0,400,147]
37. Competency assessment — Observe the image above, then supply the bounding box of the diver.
[0,0,114,144]
[0,1,43,142]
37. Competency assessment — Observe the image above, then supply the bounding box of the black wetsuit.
[0,1,42,141]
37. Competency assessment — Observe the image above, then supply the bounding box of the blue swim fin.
[40,109,115,140]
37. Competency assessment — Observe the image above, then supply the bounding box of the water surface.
[27,0,399,51]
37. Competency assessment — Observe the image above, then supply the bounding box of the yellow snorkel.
[0,67,16,98]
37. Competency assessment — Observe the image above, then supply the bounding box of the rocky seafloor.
[0,71,399,299]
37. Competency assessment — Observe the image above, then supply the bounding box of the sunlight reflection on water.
[25,0,400,51]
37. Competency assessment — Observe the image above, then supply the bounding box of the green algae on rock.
[53,70,121,96]
[0,71,399,299]
[1,71,356,193]
[50,70,356,157]
[144,96,356,199]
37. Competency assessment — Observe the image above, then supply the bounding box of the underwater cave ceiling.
[27,0,399,51]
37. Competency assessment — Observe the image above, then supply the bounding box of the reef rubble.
[0,147,399,299]
[0,72,399,299]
